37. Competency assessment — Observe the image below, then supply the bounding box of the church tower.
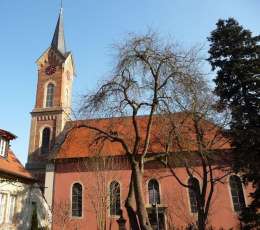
[26,8,75,184]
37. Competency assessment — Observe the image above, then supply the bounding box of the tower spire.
[51,5,66,55]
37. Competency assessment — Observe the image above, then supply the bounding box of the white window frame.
[70,181,84,219]
[7,195,16,224]
[0,137,8,157]
[0,192,17,225]
[0,193,8,224]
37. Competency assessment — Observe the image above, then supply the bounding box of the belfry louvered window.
[41,128,51,154]
[72,183,83,217]
[229,175,246,212]
[46,83,55,107]
[148,179,160,205]
[110,181,121,216]
[188,177,200,213]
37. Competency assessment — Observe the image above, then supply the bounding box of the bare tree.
[82,155,124,230]
[87,156,109,230]
[73,32,208,230]
[153,71,231,230]
[52,200,71,230]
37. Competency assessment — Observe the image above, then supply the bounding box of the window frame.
[0,192,8,224]
[187,177,200,214]
[7,195,16,224]
[43,81,56,108]
[147,179,161,206]
[40,127,51,154]
[228,175,246,213]
[45,83,55,107]
[0,137,8,157]
[0,192,16,225]
[109,180,121,217]
[71,182,83,218]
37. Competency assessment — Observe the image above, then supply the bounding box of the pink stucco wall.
[52,159,252,230]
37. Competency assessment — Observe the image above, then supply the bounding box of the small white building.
[0,129,51,230]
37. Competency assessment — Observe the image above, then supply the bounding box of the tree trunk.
[125,172,140,230]
[197,209,206,230]
[131,161,152,230]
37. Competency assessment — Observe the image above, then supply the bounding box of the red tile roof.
[0,129,16,140]
[54,114,231,160]
[0,149,34,180]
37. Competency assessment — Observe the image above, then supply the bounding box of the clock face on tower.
[45,65,56,75]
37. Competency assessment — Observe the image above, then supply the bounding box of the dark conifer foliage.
[208,18,260,228]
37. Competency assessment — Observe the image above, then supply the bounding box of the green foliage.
[207,18,260,228]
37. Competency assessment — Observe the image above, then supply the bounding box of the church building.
[25,7,253,230]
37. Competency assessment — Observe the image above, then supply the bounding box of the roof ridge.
[67,112,190,123]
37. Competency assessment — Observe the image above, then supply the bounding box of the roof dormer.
[0,129,16,158]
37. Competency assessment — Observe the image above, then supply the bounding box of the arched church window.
[188,177,200,213]
[110,181,120,216]
[46,83,55,107]
[72,183,83,217]
[41,128,51,154]
[148,179,160,205]
[229,175,246,212]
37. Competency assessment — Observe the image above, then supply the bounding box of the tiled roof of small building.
[0,129,16,140]
[0,150,34,181]
[0,129,34,181]
[53,113,231,160]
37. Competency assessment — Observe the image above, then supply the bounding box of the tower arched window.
[72,183,82,217]
[110,181,120,216]
[45,83,55,107]
[188,177,200,213]
[41,128,51,154]
[229,175,246,212]
[148,179,160,205]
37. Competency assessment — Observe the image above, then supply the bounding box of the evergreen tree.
[207,18,260,228]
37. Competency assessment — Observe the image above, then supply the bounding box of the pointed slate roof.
[51,7,66,55]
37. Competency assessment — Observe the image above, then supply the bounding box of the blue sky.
[0,0,259,165]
